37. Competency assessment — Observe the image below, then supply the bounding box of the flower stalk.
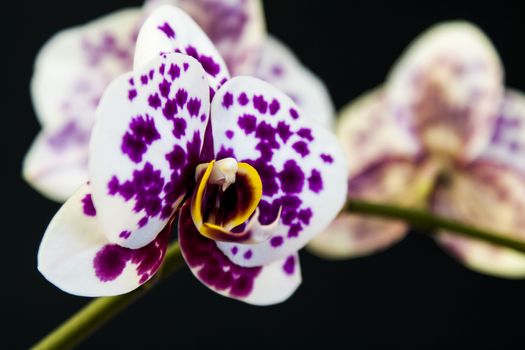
[32,200,525,349]
[346,199,525,253]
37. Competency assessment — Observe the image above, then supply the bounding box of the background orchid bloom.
[308,21,525,279]
[23,0,334,202]
[38,6,347,305]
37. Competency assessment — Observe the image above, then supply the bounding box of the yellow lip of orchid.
[190,158,264,242]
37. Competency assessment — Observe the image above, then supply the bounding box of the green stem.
[347,199,525,253]
[31,242,184,350]
[31,200,525,350]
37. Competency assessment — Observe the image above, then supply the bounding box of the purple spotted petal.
[336,88,420,178]
[28,8,142,199]
[210,77,348,267]
[38,184,170,296]
[178,202,301,305]
[478,89,525,173]
[89,53,209,249]
[23,124,89,201]
[432,162,525,278]
[254,36,335,129]
[386,21,503,161]
[134,5,230,91]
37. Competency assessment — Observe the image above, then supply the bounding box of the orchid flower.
[24,0,334,201]
[308,21,525,279]
[37,6,347,305]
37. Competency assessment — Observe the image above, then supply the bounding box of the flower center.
[190,158,265,242]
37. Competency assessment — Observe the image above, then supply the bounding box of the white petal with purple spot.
[38,184,169,296]
[255,36,335,129]
[89,53,209,249]
[386,21,503,161]
[210,76,348,267]
[134,5,230,91]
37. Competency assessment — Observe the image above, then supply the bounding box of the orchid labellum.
[38,6,347,305]
[24,0,334,201]
[308,22,525,279]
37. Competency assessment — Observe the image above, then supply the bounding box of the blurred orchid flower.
[309,22,525,278]
[38,6,347,305]
[24,0,334,201]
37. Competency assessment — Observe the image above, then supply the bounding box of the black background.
[3,0,525,348]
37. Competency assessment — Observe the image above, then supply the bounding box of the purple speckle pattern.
[243,250,253,260]
[222,92,233,109]
[158,22,175,39]
[278,160,305,194]
[185,45,221,78]
[283,255,296,275]
[178,204,262,298]
[91,54,209,245]
[269,99,280,115]
[93,225,170,284]
[238,92,249,105]
[308,169,324,193]
[109,132,202,223]
[81,194,97,216]
[320,153,334,163]
[121,115,160,163]
[187,97,202,117]
[270,236,284,247]
[119,230,132,239]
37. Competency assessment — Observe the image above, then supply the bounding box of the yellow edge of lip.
[190,161,263,241]
[190,160,215,229]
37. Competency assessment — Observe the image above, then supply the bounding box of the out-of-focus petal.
[308,157,440,259]
[432,162,525,278]
[134,5,230,91]
[386,21,504,161]
[255,36,335,129]
[23,125,89,202]
[174,0,265,75]
[38,184,169,296]
[478,89,525,173]
[307,213,406,259]
[178,202,301,305]
[89,53,209,249]
[31,8,141,129]
[336,88,419,177]
[210,76,348,267]
[28,8,141,200]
